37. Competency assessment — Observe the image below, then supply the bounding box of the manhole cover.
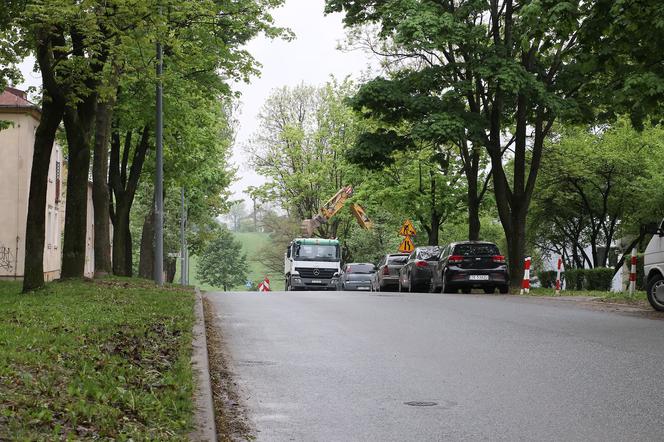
[404,401,438,407]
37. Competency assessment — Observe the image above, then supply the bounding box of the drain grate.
[404,401,438,407]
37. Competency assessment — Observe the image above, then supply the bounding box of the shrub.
[563,268,585,290]
[585,267,614,291]
[537,270,559,288]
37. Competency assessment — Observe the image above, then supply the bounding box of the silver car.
[372,253,409,291]
[338,263,376,291]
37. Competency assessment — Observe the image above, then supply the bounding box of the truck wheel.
[647,274,664,311]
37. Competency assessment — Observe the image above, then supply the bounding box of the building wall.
[0,111,63,280]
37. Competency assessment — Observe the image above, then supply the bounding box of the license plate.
[469,275,489,281]
[311,280,322,284]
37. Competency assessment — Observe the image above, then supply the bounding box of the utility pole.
[180,187,186,286]
[154,32,164,285]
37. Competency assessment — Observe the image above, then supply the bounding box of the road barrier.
[258,277,271,292]
[629,248,637,295]
[555,257,562,295]
[520,257,531,295]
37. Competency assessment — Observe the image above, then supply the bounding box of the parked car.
[398,246,442,292]
[432,241,509,294]
[372,253,410,291]
[644,218,664,311]
[338,263,376,291]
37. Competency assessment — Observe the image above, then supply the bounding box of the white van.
[644,219,664,311]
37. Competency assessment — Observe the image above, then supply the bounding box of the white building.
[0,87,64,281]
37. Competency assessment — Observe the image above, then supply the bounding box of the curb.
[189,288,217,441]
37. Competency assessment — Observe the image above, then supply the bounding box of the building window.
[55,161,61,204]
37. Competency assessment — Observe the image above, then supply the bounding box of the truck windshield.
[294,244,340,262]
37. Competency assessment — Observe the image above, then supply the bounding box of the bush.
[537,270,559,288]
[585,267,614,291]
[563,268,585,290]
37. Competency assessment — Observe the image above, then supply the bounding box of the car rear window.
[346,264,375,274]
[416,248,441,261]
[387,256,408,265]
[453,244,500,256]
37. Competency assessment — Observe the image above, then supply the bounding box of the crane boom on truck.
[300,186,373,236]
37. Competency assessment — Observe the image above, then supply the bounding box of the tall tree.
[325,0,633,287]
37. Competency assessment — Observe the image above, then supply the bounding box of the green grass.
[178,231,285,292]
[0,278,195,440]
[525,287,648,303]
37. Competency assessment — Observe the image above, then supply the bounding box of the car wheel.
[483,286,495,294]
[647,273,664,311]
[499,285,509,294]
[441,272,454,294]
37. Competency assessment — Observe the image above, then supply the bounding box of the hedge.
[537,270,559,288]
[560,268,615,291]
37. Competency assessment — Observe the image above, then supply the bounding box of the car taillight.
[448,255,464,264]
[492,255,506,263]
[383,266,390,275]
[415,260,428,268]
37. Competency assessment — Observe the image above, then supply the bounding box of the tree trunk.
[504,208,528,288]
[61,102,96,279]
[112,204,132,276]
[467,193,481,241]
[22,93,64,292]
[92,99,113,277]
[109,125,150,277]
[165,257,177,283]
[139,207,154,279]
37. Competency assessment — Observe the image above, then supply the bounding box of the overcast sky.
[230,0,374,200]
[16,0,374,201]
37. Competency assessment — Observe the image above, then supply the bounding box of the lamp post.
[154,36,164,285]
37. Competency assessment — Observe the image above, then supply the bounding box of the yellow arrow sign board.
[399,236,415,253]
[399,220,417,236]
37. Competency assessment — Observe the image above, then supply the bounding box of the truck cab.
[284,238,341,291]
[644,218,664,311]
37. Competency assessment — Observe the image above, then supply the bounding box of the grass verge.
[0,278,195,440]
[525,287,648,304]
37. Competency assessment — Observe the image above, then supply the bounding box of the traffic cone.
[520,257,531,295]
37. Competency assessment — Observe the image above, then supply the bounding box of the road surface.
[206,290,664,441]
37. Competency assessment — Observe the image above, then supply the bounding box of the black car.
[432,241,509,294]
[338,263,376,291]
[372,253,409,291]
[398,246,442,292]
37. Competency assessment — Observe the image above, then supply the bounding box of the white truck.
[644,218,664,311]
[284,238,341,291]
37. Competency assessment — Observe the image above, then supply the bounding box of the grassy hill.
[176,231,284,292]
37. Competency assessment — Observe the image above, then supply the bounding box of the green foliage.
[530,120,664,268]
[197,227,249,291]
[584,268,614,291]
[0,279,194,440]
[564,269,585,291]
[538,270,559,289]
[562,268,614,291]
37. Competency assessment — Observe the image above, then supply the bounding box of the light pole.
[154,35,164,285]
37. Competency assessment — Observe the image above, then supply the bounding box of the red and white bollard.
[629,248,637,295]
[520,257,531,295]
[258,277,271,292]
[555,257,563,295]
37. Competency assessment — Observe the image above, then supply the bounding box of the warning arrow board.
[399,236,415,253]
[399,220,417,236]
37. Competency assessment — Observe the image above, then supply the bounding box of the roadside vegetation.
[0,279,195,440]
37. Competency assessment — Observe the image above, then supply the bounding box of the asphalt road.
[206,290,664,441]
